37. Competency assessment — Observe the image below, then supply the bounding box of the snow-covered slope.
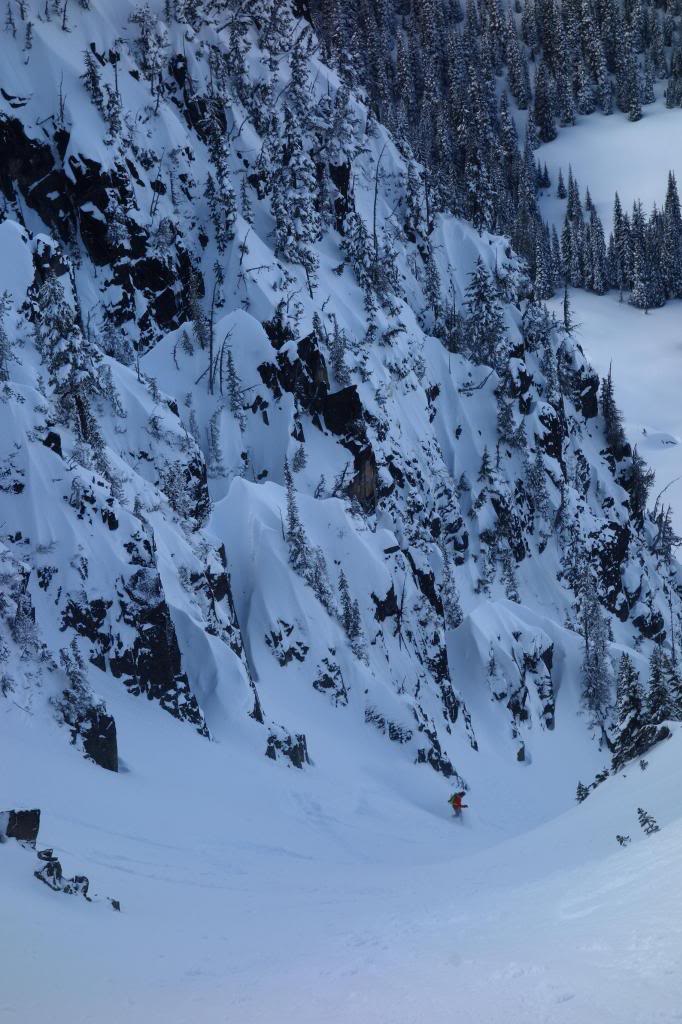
[3,686,680,1023]
[1,2,681,1019]
[548,288,682,534]
[540,93,682,236]
[538,95,682,531]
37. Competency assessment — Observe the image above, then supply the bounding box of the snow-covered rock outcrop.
[0,0,679,800]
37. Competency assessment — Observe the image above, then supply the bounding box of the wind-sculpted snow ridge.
[1,0,680,828]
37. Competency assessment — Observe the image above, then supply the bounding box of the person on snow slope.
[448,791,467,818]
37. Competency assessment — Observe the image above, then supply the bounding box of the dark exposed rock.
[520,644,555,730]
[329,161,351,232]
[266,731,310,768]
[403,549,441,614]
[416,744,454,777]
[32,236,69,282]
[1,809,41,846]
[509,361,534,411]
[0,116,193,346]
[365,706,413,743]
[257,360,283,400]
[536,407,564,464]
[169,52,188,88]
[37,566,58,591]
[56,685,119,772]
[492,635,555,733]
[577,368,599,419]
[506,684,529,722]
[207,544,231,604]
[265,620,309,666]
[61,596,113,666]
[298,333,330,395]
[372,584,399,622]
[291,418,305,443]
[42,432,63,457]
[591,522,631,619]
[81,708,118,772]
[322,385,363,436]
[259,349,378,510]
[258,339,329,412]
[313,653,348,705]
[69,150,144,252]
[251,393,270,424]
[385,455,405,489]
[110,568,208,736]
[633,608,666,641]
[101,506,119,531]
[415,722,459,780]
[347,446,377,512]
[35,848,90,899]
[436,674,461,721]
[0,116,72,240]
[32,847,120,909]
[413,699,466,781]
[262,308,296,350]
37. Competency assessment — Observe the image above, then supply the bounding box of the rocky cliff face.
[0,0,679,794]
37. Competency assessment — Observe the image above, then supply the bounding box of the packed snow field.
[3,691,681,1024]
[539,94,682,236]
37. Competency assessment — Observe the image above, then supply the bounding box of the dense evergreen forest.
[309,0,682,309]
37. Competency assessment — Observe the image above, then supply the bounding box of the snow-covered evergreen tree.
[463,259,506,367]
[579,568,612,723]
[637,807,660,835]
[612,653,645,770]
[284,457,308,576]
[646,645,676,725]
[440,549,463,629]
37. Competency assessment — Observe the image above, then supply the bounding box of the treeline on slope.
[397,252,681,759]
[12,0,679,331]
[577,642,682,799]
[101,0,682,777]
[309,0,682,283]
[139,0,682,774]
[0,0,376,352]
[2,0,679,781]
[570,365,682,788]
[577,360,679,727]
[278,252,681,764]
[539,167,682,309]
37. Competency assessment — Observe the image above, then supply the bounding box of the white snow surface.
[3,697,681,1023]
[538,84,682,533]
[539,93,682,234]
[548,289,682,534]
[0,3,681,1021]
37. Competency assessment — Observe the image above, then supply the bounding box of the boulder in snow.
[0,809,41,846]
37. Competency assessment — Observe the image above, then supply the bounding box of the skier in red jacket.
[448,791,467,818]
